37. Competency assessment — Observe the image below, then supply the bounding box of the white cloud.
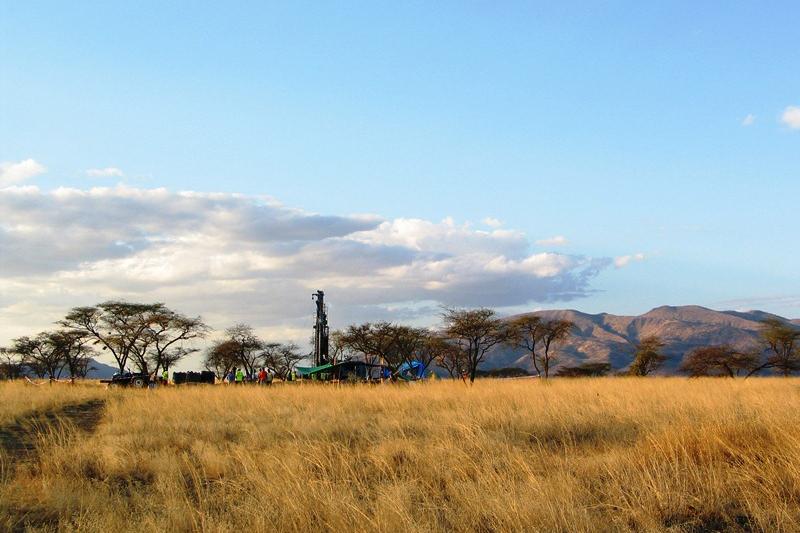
[0,159,46,186]
[535,235,567,247]
[86,167,124,177]
[614,253,646,268]
[781,106,800,129]
[482,217,503,228]
[741,114,755,126]
[0,186,614,351]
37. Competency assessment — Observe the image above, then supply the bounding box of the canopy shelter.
[295,362,335,376]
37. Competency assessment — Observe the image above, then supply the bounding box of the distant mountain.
[85,359,119,379]
[485,305,796,375]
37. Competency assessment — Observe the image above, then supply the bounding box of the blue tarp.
[397,360,426,381]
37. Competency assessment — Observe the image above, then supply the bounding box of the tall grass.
[2,378,800,531]
[0,381,105,425]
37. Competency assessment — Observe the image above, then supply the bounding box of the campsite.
[3,294,800,530]
[4,2,800,531]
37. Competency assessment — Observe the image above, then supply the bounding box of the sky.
[1,2,799,365]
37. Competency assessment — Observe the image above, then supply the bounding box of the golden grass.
[0,381,106,426]
[2,378,800,531]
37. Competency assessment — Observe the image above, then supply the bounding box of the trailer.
[172,371,216,385]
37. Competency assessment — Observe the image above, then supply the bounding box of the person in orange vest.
[258,367,267,385]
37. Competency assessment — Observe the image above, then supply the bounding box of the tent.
[396,360,426,381]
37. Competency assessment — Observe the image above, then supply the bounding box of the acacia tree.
[538,319,574,378]
[428,335,467,378]
[145,310,209,374]
[263,343,303,379]
[0,347,24,380]
[223,324,265,376]
[329,330,351,363]
[442,307,509,383]
[60,301,165,372]
[386,325,429,374]
[415,332,448,373]
[755,318,800,376]
[337,322,432,376]
[50,330,96,381]
[61,301,208,375]
[204,340,240,379]
[628,336,668,376]
[680,345,758,378]
[12,333,65,380]
[338,322,397,371]
[507,315,547,377]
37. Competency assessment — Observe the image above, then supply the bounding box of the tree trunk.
[530,351,541,378]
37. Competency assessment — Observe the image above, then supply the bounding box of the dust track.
[0,399,106,462]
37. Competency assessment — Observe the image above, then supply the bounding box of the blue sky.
[1,1,799,343]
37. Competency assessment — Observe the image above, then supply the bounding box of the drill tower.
[312,290,330,367]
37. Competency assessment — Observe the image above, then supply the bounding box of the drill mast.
[312,290,330,366]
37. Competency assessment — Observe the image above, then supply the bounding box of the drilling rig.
[312,290,330,366]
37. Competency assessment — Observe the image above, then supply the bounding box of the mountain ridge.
[486,305,797,374]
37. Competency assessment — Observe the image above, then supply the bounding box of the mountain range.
[85,359,120,379]
[485,305,799,374]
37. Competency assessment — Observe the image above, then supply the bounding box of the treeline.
[204,324,301,380]
[327,311,800,380]
[2,301,799,381]
[0,302,209,380]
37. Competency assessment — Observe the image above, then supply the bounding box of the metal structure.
[312,290,330,367]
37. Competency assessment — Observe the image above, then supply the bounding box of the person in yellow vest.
[162,369,169,385]
[235,368,245,385]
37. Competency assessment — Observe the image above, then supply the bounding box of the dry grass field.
[2,378,800,532]
[0,382,107,426]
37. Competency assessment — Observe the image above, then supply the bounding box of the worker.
[162,369,169,385]
[235,367,245,385]
[258,367,267,385]
[225,369,234,384]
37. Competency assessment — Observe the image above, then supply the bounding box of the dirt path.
[0,399,106,463]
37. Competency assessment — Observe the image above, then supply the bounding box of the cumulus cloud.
[614,253,646,268]
[0,159,46,186]
[86,167,124,177]
[482,217,503,228]
[781,106,800,129]
[0,186,614,352]
[741,114,755,126]
[535,235,568,247]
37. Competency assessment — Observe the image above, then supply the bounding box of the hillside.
[85,359,119,379]
[485,305,796,375]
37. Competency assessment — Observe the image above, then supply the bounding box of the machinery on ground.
[102,371,150,388]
